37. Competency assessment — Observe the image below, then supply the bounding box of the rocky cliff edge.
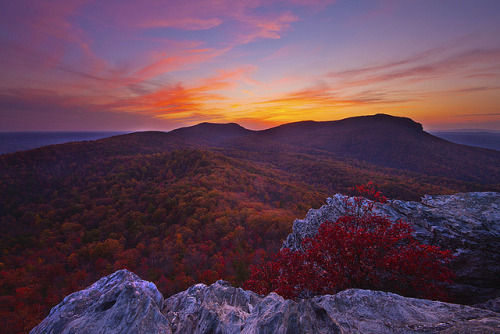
[31,269,500,334]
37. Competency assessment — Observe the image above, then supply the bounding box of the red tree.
[245,183,454,301]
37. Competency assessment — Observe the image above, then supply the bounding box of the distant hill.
[4,114,498,187]
[169,122,254,145]
[0,132,127,155]
[431,131,500,151]
[165,114,500,185]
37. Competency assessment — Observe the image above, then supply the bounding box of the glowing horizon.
[1,0,499,132]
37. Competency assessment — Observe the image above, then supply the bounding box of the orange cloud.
[232,46,500,127]
[130,48,225,83]
[107,66,258,122]
[258,86,402,109]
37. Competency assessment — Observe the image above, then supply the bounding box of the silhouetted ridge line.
[169,122,254,144]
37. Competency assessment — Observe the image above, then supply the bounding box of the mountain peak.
[177,122,249,131]
[196,121,247,129]
[341,114,424,132]
[169,122,254,144]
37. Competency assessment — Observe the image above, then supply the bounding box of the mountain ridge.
[2,114,499,187]
[159,114,500,185]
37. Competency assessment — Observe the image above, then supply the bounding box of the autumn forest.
[1,115,499,333]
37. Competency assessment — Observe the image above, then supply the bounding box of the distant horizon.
[2,128,500,134]
[2,115,500,155]
[2,117,500,134]
[2,120,500,134]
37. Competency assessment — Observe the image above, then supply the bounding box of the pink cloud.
[130,48,225,83]
[0,0,312,105]
[109,1,226,31]
[329,48,500,88]
[84,0,302,46]
[0,0,97,66]
[284,0,336,6]
[232,11,299,44]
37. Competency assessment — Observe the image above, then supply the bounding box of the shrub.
[245,183,454,300]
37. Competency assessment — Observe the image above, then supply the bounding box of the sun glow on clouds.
[0,0,499,131]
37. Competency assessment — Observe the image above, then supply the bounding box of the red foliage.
[246,184,455,301]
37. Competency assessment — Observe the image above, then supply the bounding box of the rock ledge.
[32,269,500,334]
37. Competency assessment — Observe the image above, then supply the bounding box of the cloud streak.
[329,47,500,88]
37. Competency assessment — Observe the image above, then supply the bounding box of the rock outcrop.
[30,270,170,334]
[165,280,342,333]
[164,280,261,333]
[32,269,500,334]
[282,192,500,305]
[317,289,500,333]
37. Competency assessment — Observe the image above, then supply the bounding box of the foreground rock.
[318,289,500,333]
[32,270,500,333]
[164,280,261,333]
[282,192,500,304]
[30,270,170,334]
[165,280,341,333]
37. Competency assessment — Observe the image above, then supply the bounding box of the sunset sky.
[1,0,499,131]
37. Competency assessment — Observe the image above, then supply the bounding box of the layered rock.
[282,192,500,304]
[317,289,500,333]
[32,270,500,334]
[164,280,261,333]
[165,280,341,333]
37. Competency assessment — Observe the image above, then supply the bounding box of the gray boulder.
[30,269,171,334]
[475,297,500,313]
[165,283,500,333]
[241,292,342,333]
[282,192,500,304]
[318,289,500,333]
[164,280,261,333]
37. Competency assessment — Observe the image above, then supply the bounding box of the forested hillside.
[1,114,499,332]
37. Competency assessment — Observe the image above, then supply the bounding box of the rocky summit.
[283,192,500,305]
[31,269,500,334]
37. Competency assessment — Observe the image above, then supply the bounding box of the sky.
[1,0,499,132]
